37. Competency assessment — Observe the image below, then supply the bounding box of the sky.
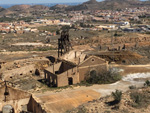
[0,0,103,4]
[0,0,147,4]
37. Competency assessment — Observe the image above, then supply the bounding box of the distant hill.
[0,7,5,12]
[50,4,68,10]
[1,0,150,16]
[66,0,100,11]
[8,4,31,11]
[99,0,141,10]
[66,0,150,11]
[0,5,31,15]
[29,5,49,11]
[0,9,13,16]
[0,4,50,16]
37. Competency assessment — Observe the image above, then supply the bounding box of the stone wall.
[44,67,79,87]
[27,96,46,113]
[0,86,31,113]
[78,64,108,82]
[57,67,79,87]
[44,70,57,87]
[0,98,30,113]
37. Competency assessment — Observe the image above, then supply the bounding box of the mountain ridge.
[1,0,150,16]
[66,0,150,11]
[0,4,50,16]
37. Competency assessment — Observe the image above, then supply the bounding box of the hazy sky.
[0,0,103,4]
[0,0,146,4]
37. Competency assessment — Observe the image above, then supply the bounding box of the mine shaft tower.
[58,30,72,57]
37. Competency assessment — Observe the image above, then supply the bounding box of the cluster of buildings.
[54,7,149,24]
[90,7,149,22]
[1,6,150,34]
[0,51,108,112]
[44,54,108,87]
[52,7,150,32]
[32,19,60,25]
[0,19,70,34]
[0,21,38,34]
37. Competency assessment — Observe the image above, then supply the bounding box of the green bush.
[106,90,122,106]
[77,106,87,113]
[129,85,136,89]
[144,80,150,87]
[130,91,150,108]
[86,69,122,84]
[130,92,143,108]
[112,90,122,103]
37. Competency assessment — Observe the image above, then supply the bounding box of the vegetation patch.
[0,17,16,22]
[144,80,150,87]
[130,89,150,108]
[129,85,136,89]
[33,47,56,51]
[66,106,87,113]
[106,90,122,108]
[38,25,59,32]
[18,17,34,22]
[85,69,122,84]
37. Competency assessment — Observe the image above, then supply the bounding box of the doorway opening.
[68,77,73,85]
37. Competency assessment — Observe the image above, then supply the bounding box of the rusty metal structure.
[58,30,72,57]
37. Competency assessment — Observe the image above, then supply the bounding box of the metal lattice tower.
[58,30,72,57]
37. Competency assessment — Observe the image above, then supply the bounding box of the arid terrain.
[1,0,150,113]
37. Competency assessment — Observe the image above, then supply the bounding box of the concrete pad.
[33,89,100,113]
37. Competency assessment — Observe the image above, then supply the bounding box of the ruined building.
[44,55,108,87]
[44,29,108,87]
[0,81,31,113]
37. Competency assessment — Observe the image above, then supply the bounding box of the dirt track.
[0,50,57,62]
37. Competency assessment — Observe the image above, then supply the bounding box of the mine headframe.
[58,30,72,57]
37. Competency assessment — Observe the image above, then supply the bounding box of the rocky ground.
[68,87,150,113]
[1,30,150,112]
[0,51,56,92]
[134,46,150,59]
[9,74,43,91]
